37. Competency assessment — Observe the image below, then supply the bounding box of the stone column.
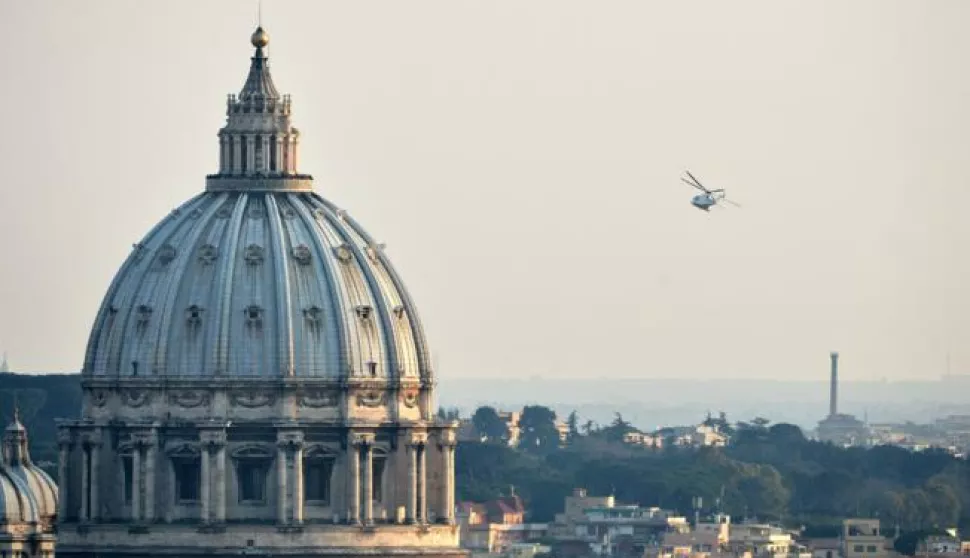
[144,439,156,522]
[89,440,100,521]
[219,134,227,173]
[277,444,288,524]
[418,443,427,524]
[131,445,142,521]
[200,444,211,523]
[292,136,300,172]
[246,134,256,175]
[293,443,304,525]
[79,445,90,522]
[57,441,70,521]
[363,441,374,525]
[215,443,227,523]
[442,441,456,524]
[406,442,418,524]
[274,135,284,173]
[232,136,242,174]
[261,135,271,173]
[347,437,360,525]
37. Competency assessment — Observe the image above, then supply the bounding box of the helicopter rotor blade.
[722,198,741,208]
[680,177,705,192]
[684,170,711,193]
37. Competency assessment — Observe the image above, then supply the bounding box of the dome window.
[303,306,323,326]
[355,305,373,320]
[244,244,265,266]
[244,305,264,327]
[392,305,406,320]
[292,245,312,265]
[155,245,177,268]
[366,361,378,377]
[136,305,153,330]
[198,244,219,265]
[186,305,204,327]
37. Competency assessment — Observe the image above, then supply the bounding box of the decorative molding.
[89,389,109,407]
[349,432,376,447]
[355,391,386,408]
[120,389,152,408]
[334,244,353,263]
[164,441,201,457]
[167,390,211,409]
[401,391,419,409]
[298,389,338,408]
[230,444,273,460]
[230,389,276,408]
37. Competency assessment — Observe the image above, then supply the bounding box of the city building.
[549,489,688,557]
[457,495,547,555]
[841,519,888,558]
[0,411,58,557]
[55,26,464,558]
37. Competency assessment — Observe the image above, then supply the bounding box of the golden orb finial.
[251,26,269,48]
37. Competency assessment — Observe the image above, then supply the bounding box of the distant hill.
[0,373,81,468]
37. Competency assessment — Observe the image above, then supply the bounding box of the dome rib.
[149,197,226,376]
[102,195,211,376]
[210,193,249,376]
[340,208,433,378]
[84,194,207,374]
[310,198,397,379]
[293,196,345,377]
[265,194,295,377]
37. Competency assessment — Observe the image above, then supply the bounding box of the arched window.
[304,446,337,505]
[372,449,388,503]
[168,445,201,503]
[232,446,273,503]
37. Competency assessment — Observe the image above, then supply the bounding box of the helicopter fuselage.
[691,193,715,211]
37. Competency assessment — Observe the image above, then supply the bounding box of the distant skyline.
[0,1,967,380]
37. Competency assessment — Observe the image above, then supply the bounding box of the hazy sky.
[0,1,967,381]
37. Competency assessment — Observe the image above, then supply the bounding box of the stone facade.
[56,26,465,558]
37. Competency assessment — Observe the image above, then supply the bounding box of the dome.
[81,30,431,381]
[59,27,460,558]
[0,411,57,524]
[82,192,430,379]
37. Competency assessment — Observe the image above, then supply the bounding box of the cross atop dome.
[205,27,313,193]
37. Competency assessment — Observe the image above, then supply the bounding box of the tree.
[472,406,508,444]
[582,420,596,436]
[566,411,580,444]
[518,405,560,453]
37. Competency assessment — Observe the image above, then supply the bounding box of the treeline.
[0,373,82,469]
[455,405,970,534]
[0,373,964,534]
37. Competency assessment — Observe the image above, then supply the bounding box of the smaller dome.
[0,471,40,524]
[0,413,57,523]
[251,26,269,48]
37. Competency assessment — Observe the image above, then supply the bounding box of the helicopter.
[681,170,740,211]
